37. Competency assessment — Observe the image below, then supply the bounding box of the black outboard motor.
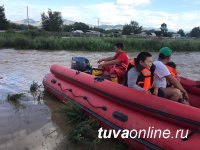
[71,57,91,72]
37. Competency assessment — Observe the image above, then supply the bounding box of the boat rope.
[58,83,107,111]
[44,82,164,150]
[51,70,200,127]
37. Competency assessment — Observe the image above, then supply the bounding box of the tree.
[41,9,63,31]
[63,24,73,32]
[160,23,168,36]
[122,21,142,35]
[190,27,200,38]
[90,27,106,33]
[73,22,89,32]
[144,29,155,35]
[104,29,122,37]
[154,31,162,37]
[166,32,173,37]
[9,22,37,30]
[130,21,142,34]
[0,5,9,30]
[122,24,133,35]
[177,29,185,37]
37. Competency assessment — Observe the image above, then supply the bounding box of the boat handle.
[113,111,128,122]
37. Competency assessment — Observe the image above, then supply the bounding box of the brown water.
[0,49,200,150]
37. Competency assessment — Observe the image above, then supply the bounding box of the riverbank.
[0,31,200,51]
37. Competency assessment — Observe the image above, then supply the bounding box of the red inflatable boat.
[43,64,200,150]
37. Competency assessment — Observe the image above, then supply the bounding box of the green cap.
[159,47,172,57]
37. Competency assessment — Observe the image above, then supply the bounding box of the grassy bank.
[0,31,200,51]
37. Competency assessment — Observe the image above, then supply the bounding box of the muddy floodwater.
[0,49,200,150]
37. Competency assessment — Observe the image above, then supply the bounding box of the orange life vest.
[129,59,135,65]
[127,59,154,91]
[166,65,177,77]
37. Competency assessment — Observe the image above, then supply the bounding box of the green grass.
[30,81,43,102]
[60,104,100,149]
[68,119,100,149]
[1,31,200,51]
[60,103,87,123]
[30,81,40,92]
[7,93,25,101]
[7,93,26,110]
[59,103,127,149]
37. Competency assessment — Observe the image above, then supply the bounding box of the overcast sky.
[1,0,200,31]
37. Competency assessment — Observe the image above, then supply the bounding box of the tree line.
[1,5,200,37]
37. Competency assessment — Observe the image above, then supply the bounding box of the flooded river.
[0,49,200,150]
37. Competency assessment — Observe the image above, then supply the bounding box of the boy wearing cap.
[153,47,189,104]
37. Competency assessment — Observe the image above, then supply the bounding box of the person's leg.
[110,67,126,78]
[157,88,165,98]
[160,87,183,102]
[149,88,165,98]
[100,65,114,76]
[109,68,118,83]
[109,67,117,76]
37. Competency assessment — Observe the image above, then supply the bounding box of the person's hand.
[98,63,104,68]
[144,90,151,94]
[97,59,103,64]
[153,87,158,96]
[182,90,189,100]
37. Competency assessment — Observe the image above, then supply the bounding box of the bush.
[1,32,200,51]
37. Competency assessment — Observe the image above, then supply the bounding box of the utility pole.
[27,5,29,30]
[98,17,99,29]
[98,17,100,37]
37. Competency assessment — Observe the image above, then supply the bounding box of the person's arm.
[97,56,115,63]
[166,75,189,99]
[99,58,121,66]
[127,68,146,92]
[153,87,159,96]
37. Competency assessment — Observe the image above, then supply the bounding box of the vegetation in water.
[60,103,87,123]
[7,93,26,110]
[60,103,127,149]
[68,119,100,149]
[7,93,25,101]
[30,81,41,92]
[30,81,43,102]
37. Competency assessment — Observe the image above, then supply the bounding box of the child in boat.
[166,61,180,83]
[127,52,164,98]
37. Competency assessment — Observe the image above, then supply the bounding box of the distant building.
[86,30,100,36]
[149,32,156,37]
[172,33,181,39]
[72,30,84,33]
[134,32,147,37]
[71,30,84,36]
